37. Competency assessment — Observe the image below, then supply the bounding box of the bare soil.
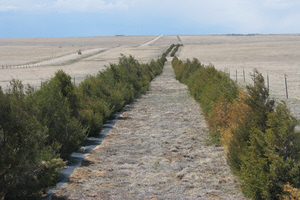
[52,58,247,200]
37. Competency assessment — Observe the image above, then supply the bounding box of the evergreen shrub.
[0,44,173,199]
[0,80,65,200]
[172,57,300,199]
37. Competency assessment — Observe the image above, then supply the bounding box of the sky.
[1,0,300,38]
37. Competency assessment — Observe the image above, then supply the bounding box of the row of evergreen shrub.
[165,44,175,55]
[172,56,300,199]
[0,44,174,199]
[170,44,183,57]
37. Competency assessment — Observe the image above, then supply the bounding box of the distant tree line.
[0,44,179,199]
[172,56,300,200]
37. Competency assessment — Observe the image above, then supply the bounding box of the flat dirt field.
[0,35,166,91]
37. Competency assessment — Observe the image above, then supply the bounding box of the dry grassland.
[0,36,157,65]
[178,34,300,118]
[3,34,299,98]
[0,36,167,91]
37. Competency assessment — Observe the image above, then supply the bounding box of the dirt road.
[52,58,246,200]
[141,35,164,46]
[15,48,107,68]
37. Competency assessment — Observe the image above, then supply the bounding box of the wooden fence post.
[267,71,269,93]
[285,73,288,99]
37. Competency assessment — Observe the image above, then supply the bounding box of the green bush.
[0,45,172,199]
[236,102,300,199]
[172,56,238,118]
[0,80,65,200]
[172,57,300,199]
[170,44,183,57]
[78,53,166,137]
[35,70,88,160]
[77,75,116,136]
[172,57,238,143]
[165,44,175,56]
[228,73,299,199]
[245,69,275,132]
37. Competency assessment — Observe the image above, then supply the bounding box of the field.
[1,34,300,117]
[177,34,300,118]
[2,34,300,199]
[0,35,166,91]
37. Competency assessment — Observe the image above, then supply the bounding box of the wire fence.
[2,64,300,100]
[226,68,300,100]
[1,64,45,69]
[1,74,97,93]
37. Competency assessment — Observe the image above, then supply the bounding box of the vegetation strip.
[172,56,300,199]
[170,44,183,57]
[51,58,245,199]
[0,45,175,199]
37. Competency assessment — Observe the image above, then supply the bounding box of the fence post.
[243,69,245,82]
[236,70,238,82]
[266,71,269,93]
[74,76,75,85]
[285,73,288,99]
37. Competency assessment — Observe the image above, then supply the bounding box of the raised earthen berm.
[52,58,248,200]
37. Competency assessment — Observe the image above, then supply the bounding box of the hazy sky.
[1,0,300,38]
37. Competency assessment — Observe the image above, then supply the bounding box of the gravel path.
[52,58,247,200]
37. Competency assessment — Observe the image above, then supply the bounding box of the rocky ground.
[52,58,247,200]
